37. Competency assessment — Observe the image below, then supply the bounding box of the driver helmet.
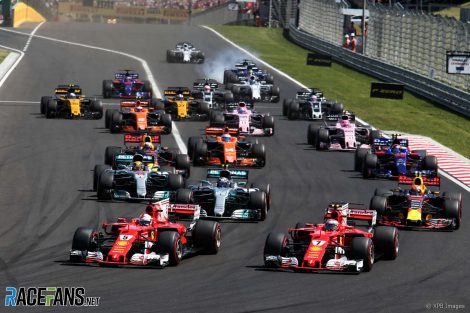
[222,134,231,142]
[143,142,154,151]
[204,85,211,93]
[217,177,230,188]
[139,213,152,226]
[133,160,143,171]
[68,92,77,99]
[135,106,143,112]
[411,177,426,195]
[176,94,184,100]
[340,119,350,128]
[325,219,339,231]
[391,144,401,154]
[238,102,248,114]
[310,94,318,102]
[125,75,132,82]
[249,76,256,85]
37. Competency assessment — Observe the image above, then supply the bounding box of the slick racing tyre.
[193,220,221,254]
[40,96,51,115]
[350,237,374,272]
[373,226,399,260]
[156,231,182,266]
[263,232,288,267]
[93,164,111,191]
[249,191,268,221]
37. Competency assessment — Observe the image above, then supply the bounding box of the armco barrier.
[288,23,470,117]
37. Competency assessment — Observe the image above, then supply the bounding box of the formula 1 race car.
[209,102,274,136]
[307,112,371,150]
[102,70,152,99]
[96,154,185,201]
[283,88,344,120]
[166,42,205,64]
[69,198,221,267]
[161,87,211,120]
[106,99,172,134]
[40,84,103,119]
[355,135,438,179]
[370,175,462,230]
[264,203,399,273]
[175,168,271,221]
[192,79,234,110]
[93,132,190,191]
[223,61,274,85]
[228,76,280,103]
[187,131,266,168]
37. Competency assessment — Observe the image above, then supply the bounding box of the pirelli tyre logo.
[306,53,332,67]
[370,82,405,100]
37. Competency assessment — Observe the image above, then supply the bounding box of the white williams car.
[166,42,205,64]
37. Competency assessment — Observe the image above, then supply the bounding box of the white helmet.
[217,177,230,188]
[204,85,211,93]
[68,93,76,99]
[139,213,152,226]
[325,219,339,231]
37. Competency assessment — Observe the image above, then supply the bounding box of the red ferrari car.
[69,198,221,267]
[263,203,399,273]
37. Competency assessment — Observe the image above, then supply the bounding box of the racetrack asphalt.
[0,22,468,313]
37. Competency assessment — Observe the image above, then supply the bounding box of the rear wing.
[120,100,150,108]
[115,72,139,80]
[205,126,239,136]
[373,137,408,148]
[124,133,161,144]
[398,175,440,186]
[168,204,201,221]
[55,84,82,95]
[324,113,355,124]
[164,87,191,97]
[193,80,219,90]
[114,154,155,165]
[324,203,377,225]
[207,168,249,180]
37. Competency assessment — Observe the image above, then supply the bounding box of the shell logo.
[116,241,128,246]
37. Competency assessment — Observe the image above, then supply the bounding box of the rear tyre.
[423,155,438,171]
[249,191,268,221]
[373,226,399,260]
[315,128,329,150]
[160,114,172,134]
[252,143,266,167]
[210,113,225,127]
[187,136,202,160]
[104,146,122,166]
[444,199,461,230]
[97,171,113,200]
[175,154,190,172]
[354,147,370,171]
[93,164,111,191]
[193,220,221,254]
[362,153,377,178]
[250,183,271,210]
[369,196,387,217]
[193,142,208,166]
[46,99,57,119]
[282,99,292,116]
[102,80,113,98]
[40,96,51,114]
[110,111,122,133]
[90,100,103,119]
[168,174,184,190]
[263,232,287,267]
[287,101,299,120]
[307,124,319,146]
[350,237,374,272]
[156,231,182,266]
[175,188,192,204]
[105,109,117,129]
[262,115,275,134]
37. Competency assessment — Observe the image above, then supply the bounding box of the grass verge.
[210,25,470,158]
[0,50,8,64]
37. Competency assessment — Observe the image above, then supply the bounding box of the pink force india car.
[307,112,373,151]
[209,102,275,136]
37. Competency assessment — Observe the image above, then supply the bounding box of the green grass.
[0,50,8,63]
[211,26,470,158]
[436,1,470,20]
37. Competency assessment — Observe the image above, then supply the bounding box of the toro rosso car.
[370,175,462,230]
[307,112,371,150]
[93,132,190,191]
[106,99,172,134]
[283,88,344,120]
[223,61,274,85]
[166,42,205,64]
[102,70,152,99]
[264,203,399,273]
[209,102,274,136]
[69,198,221,267]
[175,168,271,221]
[96,154,185,201]
[187,130,266,168]
[40,84,103,119]
[161,87,210,120]
[355,135,438,179]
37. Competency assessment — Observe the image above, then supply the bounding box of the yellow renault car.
[40,84,103,119]
[162,87,210,120]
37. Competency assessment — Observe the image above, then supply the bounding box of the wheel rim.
[369,242,375,265]
[215,227,221,248]
[176,239,183,260]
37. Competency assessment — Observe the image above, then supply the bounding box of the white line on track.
[0,26,188,154]
[202,26,470,193]
[23,22,44,52]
